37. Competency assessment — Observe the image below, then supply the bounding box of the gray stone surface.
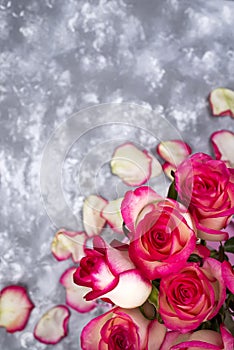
[0,0,234,349]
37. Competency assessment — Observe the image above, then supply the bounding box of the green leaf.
[167,180,178,200]
[224,237,234,254]
[148,284,159,310]
[187,254,203,264]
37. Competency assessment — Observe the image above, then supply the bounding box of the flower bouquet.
[0,91,234,349]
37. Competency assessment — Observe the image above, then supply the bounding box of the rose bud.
[73,236,152,309]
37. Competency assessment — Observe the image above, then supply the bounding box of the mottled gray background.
[1,0,234,349]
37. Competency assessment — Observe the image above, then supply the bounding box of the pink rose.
[160,325,234,350]
[121,186,197,279]
[175,153,234,241]
[81,307,166,350]
[73,236,152,308]
[159,258,226,333]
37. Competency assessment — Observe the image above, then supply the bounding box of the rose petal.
[209,88,234,117]
[101,198,124,234]
[51,229,87,263]
[60,267,97,313]
[210,130,234,168]
[121,186,162,231]
[34,305,70,344]
[83,195,107,237]
[157,140,192,166]
[81,309,113,350]
[147,319,167,350]
[110,142,152,186]
[143,150,162,178]
[101,270,152,308]
[0,286,34,333]
[162,162,176,180]
[222,261,234,294]
[220,324,234,350]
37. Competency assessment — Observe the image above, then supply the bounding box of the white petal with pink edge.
[110,142,152,186]
[210,130,234,168]
[121,186,162,231]
[83,195,107,237]
[101,270,152,308]
[143,150,162,178]
[209,88,234,117]
[60,267,97,313]
[34,305,70,344]
[51,229,87,263]
[101,198,124,234]
[157,140,192,166]
[0,285,34,333]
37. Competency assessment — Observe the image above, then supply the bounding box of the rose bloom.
[160,325,234,350]
[121,186,197,279]
[73,236,152,309]
[159,258,226,333]
[175,153,234,241]
[81,307,166,350]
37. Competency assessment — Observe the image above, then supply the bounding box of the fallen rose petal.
[157,140,192,166]
[0,285,34,333]
[83,195,107,236]
[162,162,176,180]
[51,229,87,263]
[34,305,70,344]
[222,260,234,294]
[110,142,152,186]
[60,267,97,313]
[101,198,124,234]
[210,130,234,168]
[209,88,234,117]
[143,150,162,178]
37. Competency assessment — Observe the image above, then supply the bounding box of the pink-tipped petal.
[143,150,162,178]
[210,130,234,168]
[101,270,152,308]
[110,142,152,186]
[222,261,234,294]
[60,267,97,313]
[121,186,162,231]
[81,309,113,350]
[83,195,107,237]
[162,162,176,180]
[220,324,234,350]
[101,198,124,234]
[157,140,192,166]
[34,305,70,345]
[0,286,34,333]
[51,229,87,263]
[209,88,234,118]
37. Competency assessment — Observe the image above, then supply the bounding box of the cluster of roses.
[74,152,234,350]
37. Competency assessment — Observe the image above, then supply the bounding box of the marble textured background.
[0,0,234,349]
